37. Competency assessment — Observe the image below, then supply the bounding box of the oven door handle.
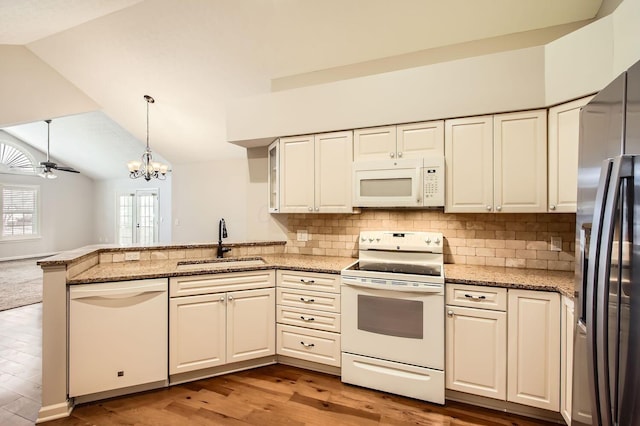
[341,276,443,294]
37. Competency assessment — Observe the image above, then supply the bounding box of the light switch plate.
[551,236,562,252]
[297,230,309,242]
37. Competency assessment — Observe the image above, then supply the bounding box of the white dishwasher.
[69,278,168,398]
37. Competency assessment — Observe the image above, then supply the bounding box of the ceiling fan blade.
[54,165,80,173]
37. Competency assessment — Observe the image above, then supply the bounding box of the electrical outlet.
[297,230,309,242]
[551,236,562,252]
[124,251,140,261]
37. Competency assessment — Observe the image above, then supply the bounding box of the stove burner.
[353,261,441,277]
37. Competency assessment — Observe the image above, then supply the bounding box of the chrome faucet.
[217,218,231,258]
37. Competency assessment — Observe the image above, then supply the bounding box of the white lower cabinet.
[169,271,275,376]
[507,289,560,411]
[276,270,341,368]
[446,305,507,400]
[446,284,562,414]
[560,296,575,424]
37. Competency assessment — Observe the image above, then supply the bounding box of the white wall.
[171,154,287,244]
[93,177,172,245]
[0,132,95,260]
[0,45,99,127]
[227,46,546,146]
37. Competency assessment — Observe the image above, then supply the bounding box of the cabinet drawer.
[277,305,341,333]
[277,288,340,313]
[277,324,341,367]
[170,270,275,297]
[446,284,507,311]
[277,270,340,293]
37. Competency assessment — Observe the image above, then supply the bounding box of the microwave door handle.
[586,157,613,426]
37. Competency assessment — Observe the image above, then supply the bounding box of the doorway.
[116,190,159,245]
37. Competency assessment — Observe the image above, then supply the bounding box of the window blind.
[2,185,38,238]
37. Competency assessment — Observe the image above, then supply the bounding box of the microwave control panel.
[422,157,445,207]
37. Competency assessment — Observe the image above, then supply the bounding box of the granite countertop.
[66,252,575,298]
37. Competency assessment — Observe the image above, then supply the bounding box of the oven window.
[357,295,423,339]
[360,178,412,197]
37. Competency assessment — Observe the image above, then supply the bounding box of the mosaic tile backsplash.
[282,210,576,271]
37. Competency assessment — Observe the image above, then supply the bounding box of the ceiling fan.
[38,119,80,179]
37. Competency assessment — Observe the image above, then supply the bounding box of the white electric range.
[340,230,445,404]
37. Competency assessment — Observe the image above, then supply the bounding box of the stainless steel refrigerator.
[573,59,640,425]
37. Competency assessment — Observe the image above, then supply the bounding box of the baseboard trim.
[277,355,341,376]
[36,400,73,424]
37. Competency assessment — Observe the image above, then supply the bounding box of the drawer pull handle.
[300,316,315,321]
[300,297,315,303]
[300,341,315,348]
[300,279,316,284]
[464,294,486,300]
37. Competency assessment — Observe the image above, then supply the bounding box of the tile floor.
[0,303,42,425]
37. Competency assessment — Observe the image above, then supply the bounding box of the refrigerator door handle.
[593,155,634,426]
[586,157,613,425]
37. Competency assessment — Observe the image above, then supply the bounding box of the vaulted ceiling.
[0,0,605,179]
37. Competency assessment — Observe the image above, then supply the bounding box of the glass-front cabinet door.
[268,140,279,213]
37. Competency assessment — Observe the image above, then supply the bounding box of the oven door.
[341,280,444,369]
[352,159,423,207]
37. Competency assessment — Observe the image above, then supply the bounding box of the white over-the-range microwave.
[352,157,445,207]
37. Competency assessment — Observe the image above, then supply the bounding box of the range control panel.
[358,231,444,253]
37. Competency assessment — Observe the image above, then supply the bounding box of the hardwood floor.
[0,304,558,426]
[46,364,557,426]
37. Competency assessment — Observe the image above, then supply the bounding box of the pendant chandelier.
[127,95,169,181]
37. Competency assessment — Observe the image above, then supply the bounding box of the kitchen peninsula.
[37,240,573,423]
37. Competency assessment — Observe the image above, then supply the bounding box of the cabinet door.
[226,288,275,363]
[494,110,547,213]
[561,296,575,424]
[169,293,226,375]
[353,125,396,161]
[280,134,315,213]
[396,121,444,159]
[507,289,560,411]
[268,139,279,213]
[315,131,353,213]
[444,116,493,213]
[446,306,507,400]
[548,96,594,213]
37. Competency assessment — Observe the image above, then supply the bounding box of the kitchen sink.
[176,257,266,271]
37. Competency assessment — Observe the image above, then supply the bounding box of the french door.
[117,190,159,245]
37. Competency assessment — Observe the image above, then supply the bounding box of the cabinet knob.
[314,207,319,212]
[397,152,403,158]
[228,295,233,301]
[447,310,454,317]
[496,206,502,211]
[550,205,556,210]
[486,205,492,211]
[308,207,313,212]
[220,296,225,302]
[390,152,395,158]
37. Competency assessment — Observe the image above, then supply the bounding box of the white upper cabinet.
[445,110,547,213]
[279,131,353,213]
[445,116,494,213]
[494,110,547,213]
[279,134,315,213]
[548,96,594,213]
[268,139,279,213]
[354,121,444,161]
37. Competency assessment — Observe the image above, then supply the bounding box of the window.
[0,140,37,175]
[1,184,39,240]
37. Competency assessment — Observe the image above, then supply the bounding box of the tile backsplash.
[282,210,576,271]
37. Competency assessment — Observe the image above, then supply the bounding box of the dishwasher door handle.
[70,279,167,300]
